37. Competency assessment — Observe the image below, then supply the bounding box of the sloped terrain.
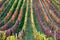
[0,0,60,40]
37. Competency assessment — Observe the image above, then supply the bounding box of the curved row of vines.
[0,0,60,40]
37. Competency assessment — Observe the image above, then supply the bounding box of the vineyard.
[0,0,60,40]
